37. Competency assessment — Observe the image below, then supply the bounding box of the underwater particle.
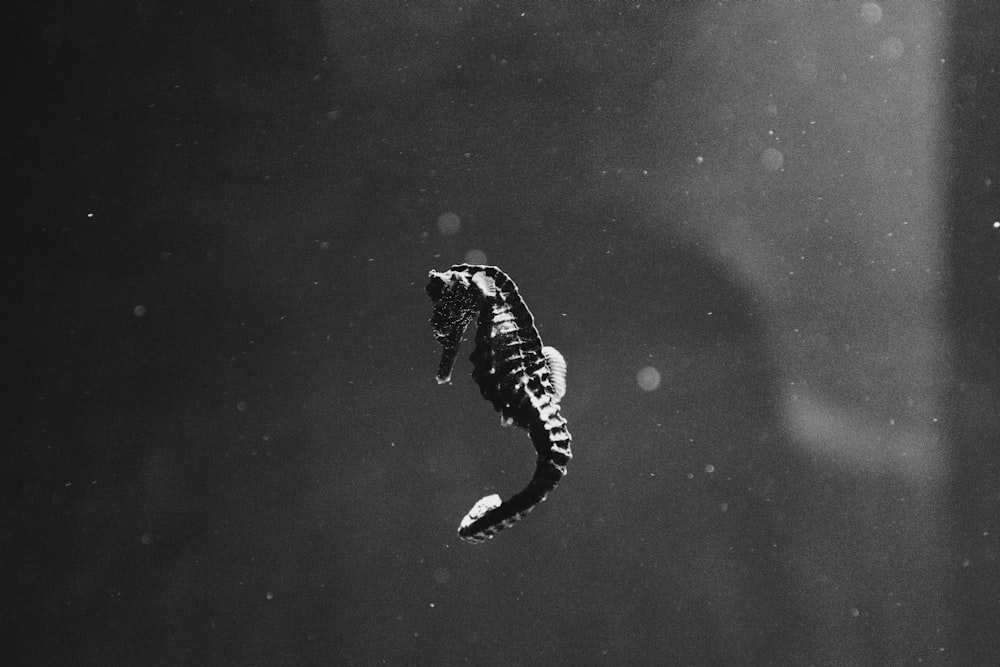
[992,221,999,229]
[140,532,152,545]
[436,212,461,236]
[860,2,882,25]
[636,366,661,392]
[237,401,247,412]
[695,155,704,165]
[764,103,778,117]
[266,592,274,600]
[464,248,487,265]
[761,147,784,172]
[432,567,451,584]
[704,464,715,474]
[880,36,904,60]
[133,305,146,317]
[850,608,860,618]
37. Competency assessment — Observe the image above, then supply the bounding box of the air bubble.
[761,148,784,172]
[464,248,487,265]
[880,37,904,60]
[436,212,461,236]
[637,366,661,391]
[860,2,882,25]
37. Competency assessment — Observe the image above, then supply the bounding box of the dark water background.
[11,2,1000,664]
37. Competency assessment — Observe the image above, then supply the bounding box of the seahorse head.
[426,269,480,342]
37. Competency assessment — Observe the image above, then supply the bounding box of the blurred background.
[10,1,1000,664]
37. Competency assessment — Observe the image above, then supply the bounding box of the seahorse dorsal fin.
[471,272,497,298]
[542,345,567,400]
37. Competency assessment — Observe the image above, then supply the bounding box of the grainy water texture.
[12,2,1000,665]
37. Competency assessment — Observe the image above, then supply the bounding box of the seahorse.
[426,264,572,543]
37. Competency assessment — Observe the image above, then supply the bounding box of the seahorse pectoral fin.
[542,345,567,400]
[471,272,497,298]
